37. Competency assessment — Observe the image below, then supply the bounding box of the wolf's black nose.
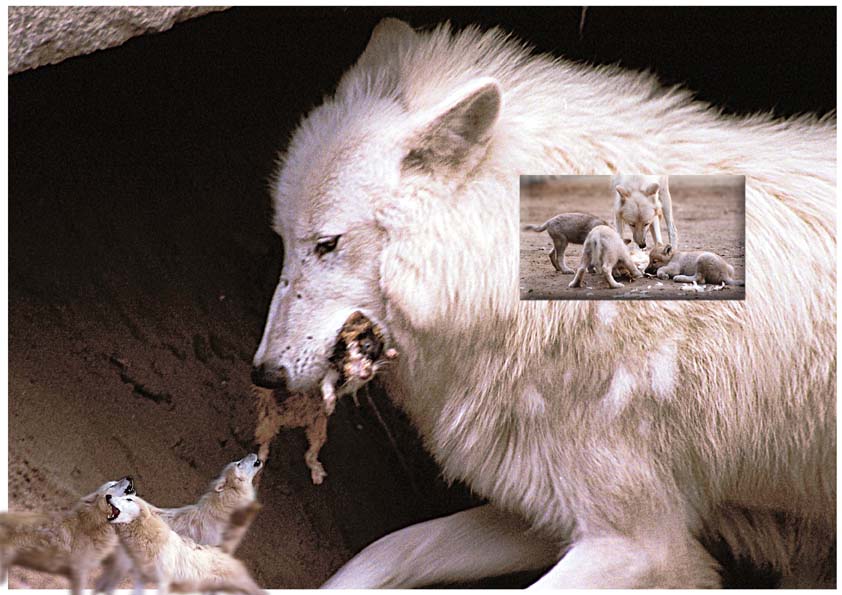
[638,241,646,249]
[251,363,289,392]
[106,494,112,502]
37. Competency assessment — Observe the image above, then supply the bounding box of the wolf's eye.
[315,235,340,257]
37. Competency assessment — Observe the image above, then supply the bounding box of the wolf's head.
[77,476,135,518]
[615,179,662,248]
[105,494,148,524]
[252,19,506,397]
[211,453,262,499]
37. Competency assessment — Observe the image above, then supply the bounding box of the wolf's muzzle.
[251,363,289,393]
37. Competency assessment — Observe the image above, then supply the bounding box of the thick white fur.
[255,18,836,588]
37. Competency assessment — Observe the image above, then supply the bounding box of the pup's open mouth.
[107,503,121,522]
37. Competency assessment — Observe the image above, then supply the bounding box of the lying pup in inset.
[646,243,745,286]
[569,225,643,289]
[254,311,397,484]
[96,455,262,594]
[107,494,265,595]
[523,212,607,273]
[0,476,135,594]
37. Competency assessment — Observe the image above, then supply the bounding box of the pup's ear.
[615,185,630,204]
[663,244,673,255]
[403,78,502,174]
[643,182,660,196]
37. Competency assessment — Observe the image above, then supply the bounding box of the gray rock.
[8,6,228,74]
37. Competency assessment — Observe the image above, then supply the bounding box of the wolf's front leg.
[527,531,720,588]
[659,181,679,248]
[650,215,663,246]
[321,505,561,588]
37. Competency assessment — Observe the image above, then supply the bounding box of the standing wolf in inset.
[612,174,678,249]
[251,19,835,588]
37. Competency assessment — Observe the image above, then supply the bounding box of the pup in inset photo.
[96,455,262,594]
[646,243,744,286]
[523,212,607,273]
[568,225,643,289]
[107,495,265,595]
[612,174,678,248]
[0,477,135,594]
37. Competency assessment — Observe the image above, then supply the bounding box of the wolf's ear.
[403,78,502,173]
[366,18,415,52]
[339,18,416,96]
[213,478,227,493]
[81,493,98,506]
[643,182,660,196]
[615,185,630,204]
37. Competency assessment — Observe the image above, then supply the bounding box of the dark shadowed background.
[8,6,834,588]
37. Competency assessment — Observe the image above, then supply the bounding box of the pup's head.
[646,243,676,274]
[79,476,136,518]
[252,19,502,399]
[211,454,263,498]
[616,182,662,248]
[105,494,148,524]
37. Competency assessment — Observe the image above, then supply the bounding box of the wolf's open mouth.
[107,503,121,522]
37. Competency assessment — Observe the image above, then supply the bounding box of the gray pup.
[646,243,744,286]
[569,225,643,289]
[524,212,607,273]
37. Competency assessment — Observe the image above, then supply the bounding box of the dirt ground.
[520,176,745,300]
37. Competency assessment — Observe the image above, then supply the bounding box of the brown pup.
[0,477,135,594]
[254,311,397,484]
[107,495,265,595]
[646,243,744,286]
[524,212,608,273]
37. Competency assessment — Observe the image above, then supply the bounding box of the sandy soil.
[520,176,745,300]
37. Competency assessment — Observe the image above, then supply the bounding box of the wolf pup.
[569,225,643,289]
[0,477,135,594]
[96,455,262,594]
[646,243,744,286]
[107,495,265,595]
[523,212,607,273]
[254,312,397,485]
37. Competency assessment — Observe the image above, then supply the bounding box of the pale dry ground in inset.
[520,176,745,300]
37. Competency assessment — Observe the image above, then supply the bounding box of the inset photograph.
[520,175,745,300]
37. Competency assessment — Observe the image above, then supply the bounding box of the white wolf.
[252,19,835,588]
